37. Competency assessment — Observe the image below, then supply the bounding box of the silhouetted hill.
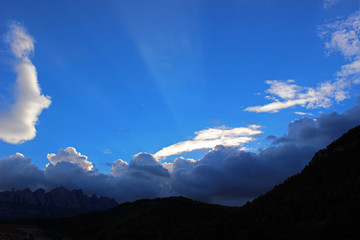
[4,125,360,239]
[221,124,360,239]
[0,187,117,219]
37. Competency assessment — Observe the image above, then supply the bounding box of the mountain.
[3,125,360,239]
[219,124,360,239]
[0,187,118,219]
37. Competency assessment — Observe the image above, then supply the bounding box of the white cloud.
[266,80,300,100]
[110,159,128,177]
[47,147,93,171]
[321,11,360,58]
[338,59,360,83]
[323,0,340,9]
[321,10,360,83]
[295,112,312,116]
[246,11,360,113]
[245,79,349,113]
[0,22,51,144]
[154,125,262,159]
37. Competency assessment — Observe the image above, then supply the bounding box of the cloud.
[323,0,340,9]
[272,98,360,148]
[246,11,360,113]
[0,153,44,190]
[0,151,171,203]
[295,112,312,116]
[129,153,170,177]
[321,11,360,59]
[170,144,313,205]
[321,10,360,83]
[111,153,170,178]
[47,147,94,171]
[154,125,262,158]
[245,79,349,113]
[110,159,128,177]
[1,102,359,206]
[169,100,360,204]
[0,22,51,144]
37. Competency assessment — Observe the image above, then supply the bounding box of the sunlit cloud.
[154,125,262,159]
[47,147,93,171]
[110,159,128,177]
[245,79,349,113]
[0,22,51,144]
[321,10,360,83]
[246,11,360,113]
[295,112,312,116]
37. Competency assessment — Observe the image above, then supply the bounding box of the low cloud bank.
[1,102,359,205]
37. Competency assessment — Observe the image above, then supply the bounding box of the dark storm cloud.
[170,143,314,205]
[0,153,170,203]
[0,153,44,190]
[129,153,170,178]
[272,98,360,147]
[170,100,360,204]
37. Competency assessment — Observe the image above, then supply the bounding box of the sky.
[0,0,360,206]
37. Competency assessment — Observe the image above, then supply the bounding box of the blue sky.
[1,0,360,205]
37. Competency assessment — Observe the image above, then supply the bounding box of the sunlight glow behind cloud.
[0,22,51,144]
[154,125,262,159]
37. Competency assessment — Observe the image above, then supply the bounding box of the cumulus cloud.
[1,102,359,206]
[47,147,94,171]
[0,22,51,144]
[111,153,170,178]
[0,151,170,203]
[110,159,128,177]
[154,125,262,158]
[246,11,360,113]
[272,98,360,148]
[170,144,312,205]
[129,153,170,177]
[0,153,44,190]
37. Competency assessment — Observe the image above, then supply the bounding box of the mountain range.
[0,187,117,219]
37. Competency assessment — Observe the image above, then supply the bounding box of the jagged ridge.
[0,187,118,219]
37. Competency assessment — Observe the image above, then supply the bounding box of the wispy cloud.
[154,125,262,159]
[323,0,340,9]
[245,79,349,113]
[295,112,312,116]
[321,10,360,83]
[0,22,51,144]
[246,11,360,113]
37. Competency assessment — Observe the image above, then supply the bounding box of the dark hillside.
[226,125,360,239]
